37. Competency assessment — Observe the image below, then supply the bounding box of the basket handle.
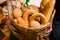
[50,9,56,23]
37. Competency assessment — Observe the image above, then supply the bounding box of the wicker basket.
[4,0,56,40]
[6,8,56,40]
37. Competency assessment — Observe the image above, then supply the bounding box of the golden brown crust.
[22,10,36,27]
[29,13,47,29]
[29,21,41,29]
[12,8,22,19]
[12,8,28,28]
[35,17,41,22]
[42,0,56,22]
[40,0,50,12]
[22,9,35,22]
[17,18,28,28]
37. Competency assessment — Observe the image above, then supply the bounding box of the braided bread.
[29,13,47,29]
[12,8,28,28]
[22,9,36,23]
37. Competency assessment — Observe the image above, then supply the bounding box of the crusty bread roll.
[29,21,41,29]
[12,8,22,19]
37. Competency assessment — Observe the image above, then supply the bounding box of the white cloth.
[15,0,42,7]
[19,0,26,3]
[12,1,21,8]
[28,0,42,7]
[3,6,12,15]
[3,1,21,15]
[18,0,42,7]
[3,0,42,15]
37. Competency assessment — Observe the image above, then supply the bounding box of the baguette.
[42,0,56,22]
[40,0,50,12]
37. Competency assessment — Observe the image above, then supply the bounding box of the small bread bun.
[30,21,41,29]
[12,8,22,18]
